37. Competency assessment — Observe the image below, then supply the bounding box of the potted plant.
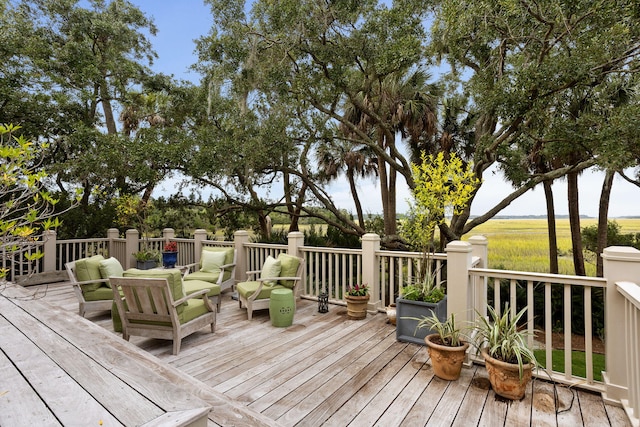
[396,152,478,345]
[396,274,447,345]
[162,241,178,268]
[345,284,369,320]
[415,312,469,380]
[474,304,537,400]
[134,248,159,270]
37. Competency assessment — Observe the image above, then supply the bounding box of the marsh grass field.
[275,218,640,276]
[464,218,640,276]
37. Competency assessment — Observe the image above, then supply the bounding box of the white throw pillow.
[201,250,226,275]
[260,256,282,286]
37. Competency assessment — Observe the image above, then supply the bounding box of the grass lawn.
[534,349,605,382]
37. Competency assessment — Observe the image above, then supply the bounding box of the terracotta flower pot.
[345,294,369,320]
[424,334,469,381]
[481,347,532,400]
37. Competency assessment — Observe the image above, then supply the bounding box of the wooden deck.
[14,282,632,427]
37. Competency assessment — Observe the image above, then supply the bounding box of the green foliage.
[346,284,369,297]
[403,151,478,282]
[582,220,640,252]
[474,304,537,379]
[0,124,67,280]
[414,312,465,347]
[400,276,445,303]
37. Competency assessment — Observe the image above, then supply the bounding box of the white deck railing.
[615,281,640,426]
[469,268,607,392]
[5,228,638,426]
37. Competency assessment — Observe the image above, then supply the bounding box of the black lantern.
[318,288,329,313]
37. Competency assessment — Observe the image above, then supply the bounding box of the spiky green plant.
[475,304,537,379]
[414,312,466,347]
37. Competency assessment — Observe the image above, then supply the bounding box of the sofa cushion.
[75,255,105,292]
[237,281,284,300]
[277,254,300,288]
[260,256,281,286]
[98,257,124,279]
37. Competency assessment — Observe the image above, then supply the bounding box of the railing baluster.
[564,283,572,379]
[584,286,593,384]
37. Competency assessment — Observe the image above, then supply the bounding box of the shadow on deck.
[29,283,631,426]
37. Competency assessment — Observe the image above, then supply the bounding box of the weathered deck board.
[25,282,633,427]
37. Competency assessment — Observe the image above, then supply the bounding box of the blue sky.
[133,1,639,218]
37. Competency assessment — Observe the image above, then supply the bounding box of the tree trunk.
[347,169,365,229]
[596,170,615,277]
[100,81,117,135]
[567,171,586,276]
[378,155,391,236]
[388,161,397,237]
[543,180,559,274]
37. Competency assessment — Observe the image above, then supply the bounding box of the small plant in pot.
[474,304,537,400]
[162,241,178,268]
[345,284,369,320]
[415,312,469,381]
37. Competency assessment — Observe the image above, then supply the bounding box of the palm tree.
[316,137,378,229]
[341,69,438,243]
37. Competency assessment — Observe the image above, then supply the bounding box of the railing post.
[445,240,473,323]
[42,230,56,272]
[193,229,207,265]
[602,246,640,405]
[362,233,381,314]
[107,228,119,261]
[234,230,250,283]
[125,229,139,270]
[469,236,488,323]
[288,231,305,298]
[163,228,175,242]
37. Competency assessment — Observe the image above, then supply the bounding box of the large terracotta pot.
[424,334,469,381]
[345,295,369,320]
[481,347,532,400]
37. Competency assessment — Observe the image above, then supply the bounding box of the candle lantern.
[318,288,329,313]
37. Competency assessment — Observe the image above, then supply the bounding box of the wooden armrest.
[174,288,210,306]
[219,262,236,270]
[72,279,108,286]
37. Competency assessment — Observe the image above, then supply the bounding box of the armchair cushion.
[83,285,114,302]
[183,279,220,299]
[200,247,234,281]
[98,257,124,279]
[201,250,226,275]
[237,281,285,300]
[75,255,106,292]
[260,256,281,286]
[123,268,186,313]
[277,253,301,288]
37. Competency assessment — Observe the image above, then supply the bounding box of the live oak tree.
[428,0,640,267]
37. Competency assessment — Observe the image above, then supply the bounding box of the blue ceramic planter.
[162,251,178,268]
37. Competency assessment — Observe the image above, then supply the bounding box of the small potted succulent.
[162,241,178,268]
[474,304,537,400]
[414,312,469,380]
[345,284,369,320]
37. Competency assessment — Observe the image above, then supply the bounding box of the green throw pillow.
[200,246,234,267]
[277,253,300,288]
[201,250,226,275]
[98,257,124,279]
[260,256,281,286]
[75,255,105,292]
